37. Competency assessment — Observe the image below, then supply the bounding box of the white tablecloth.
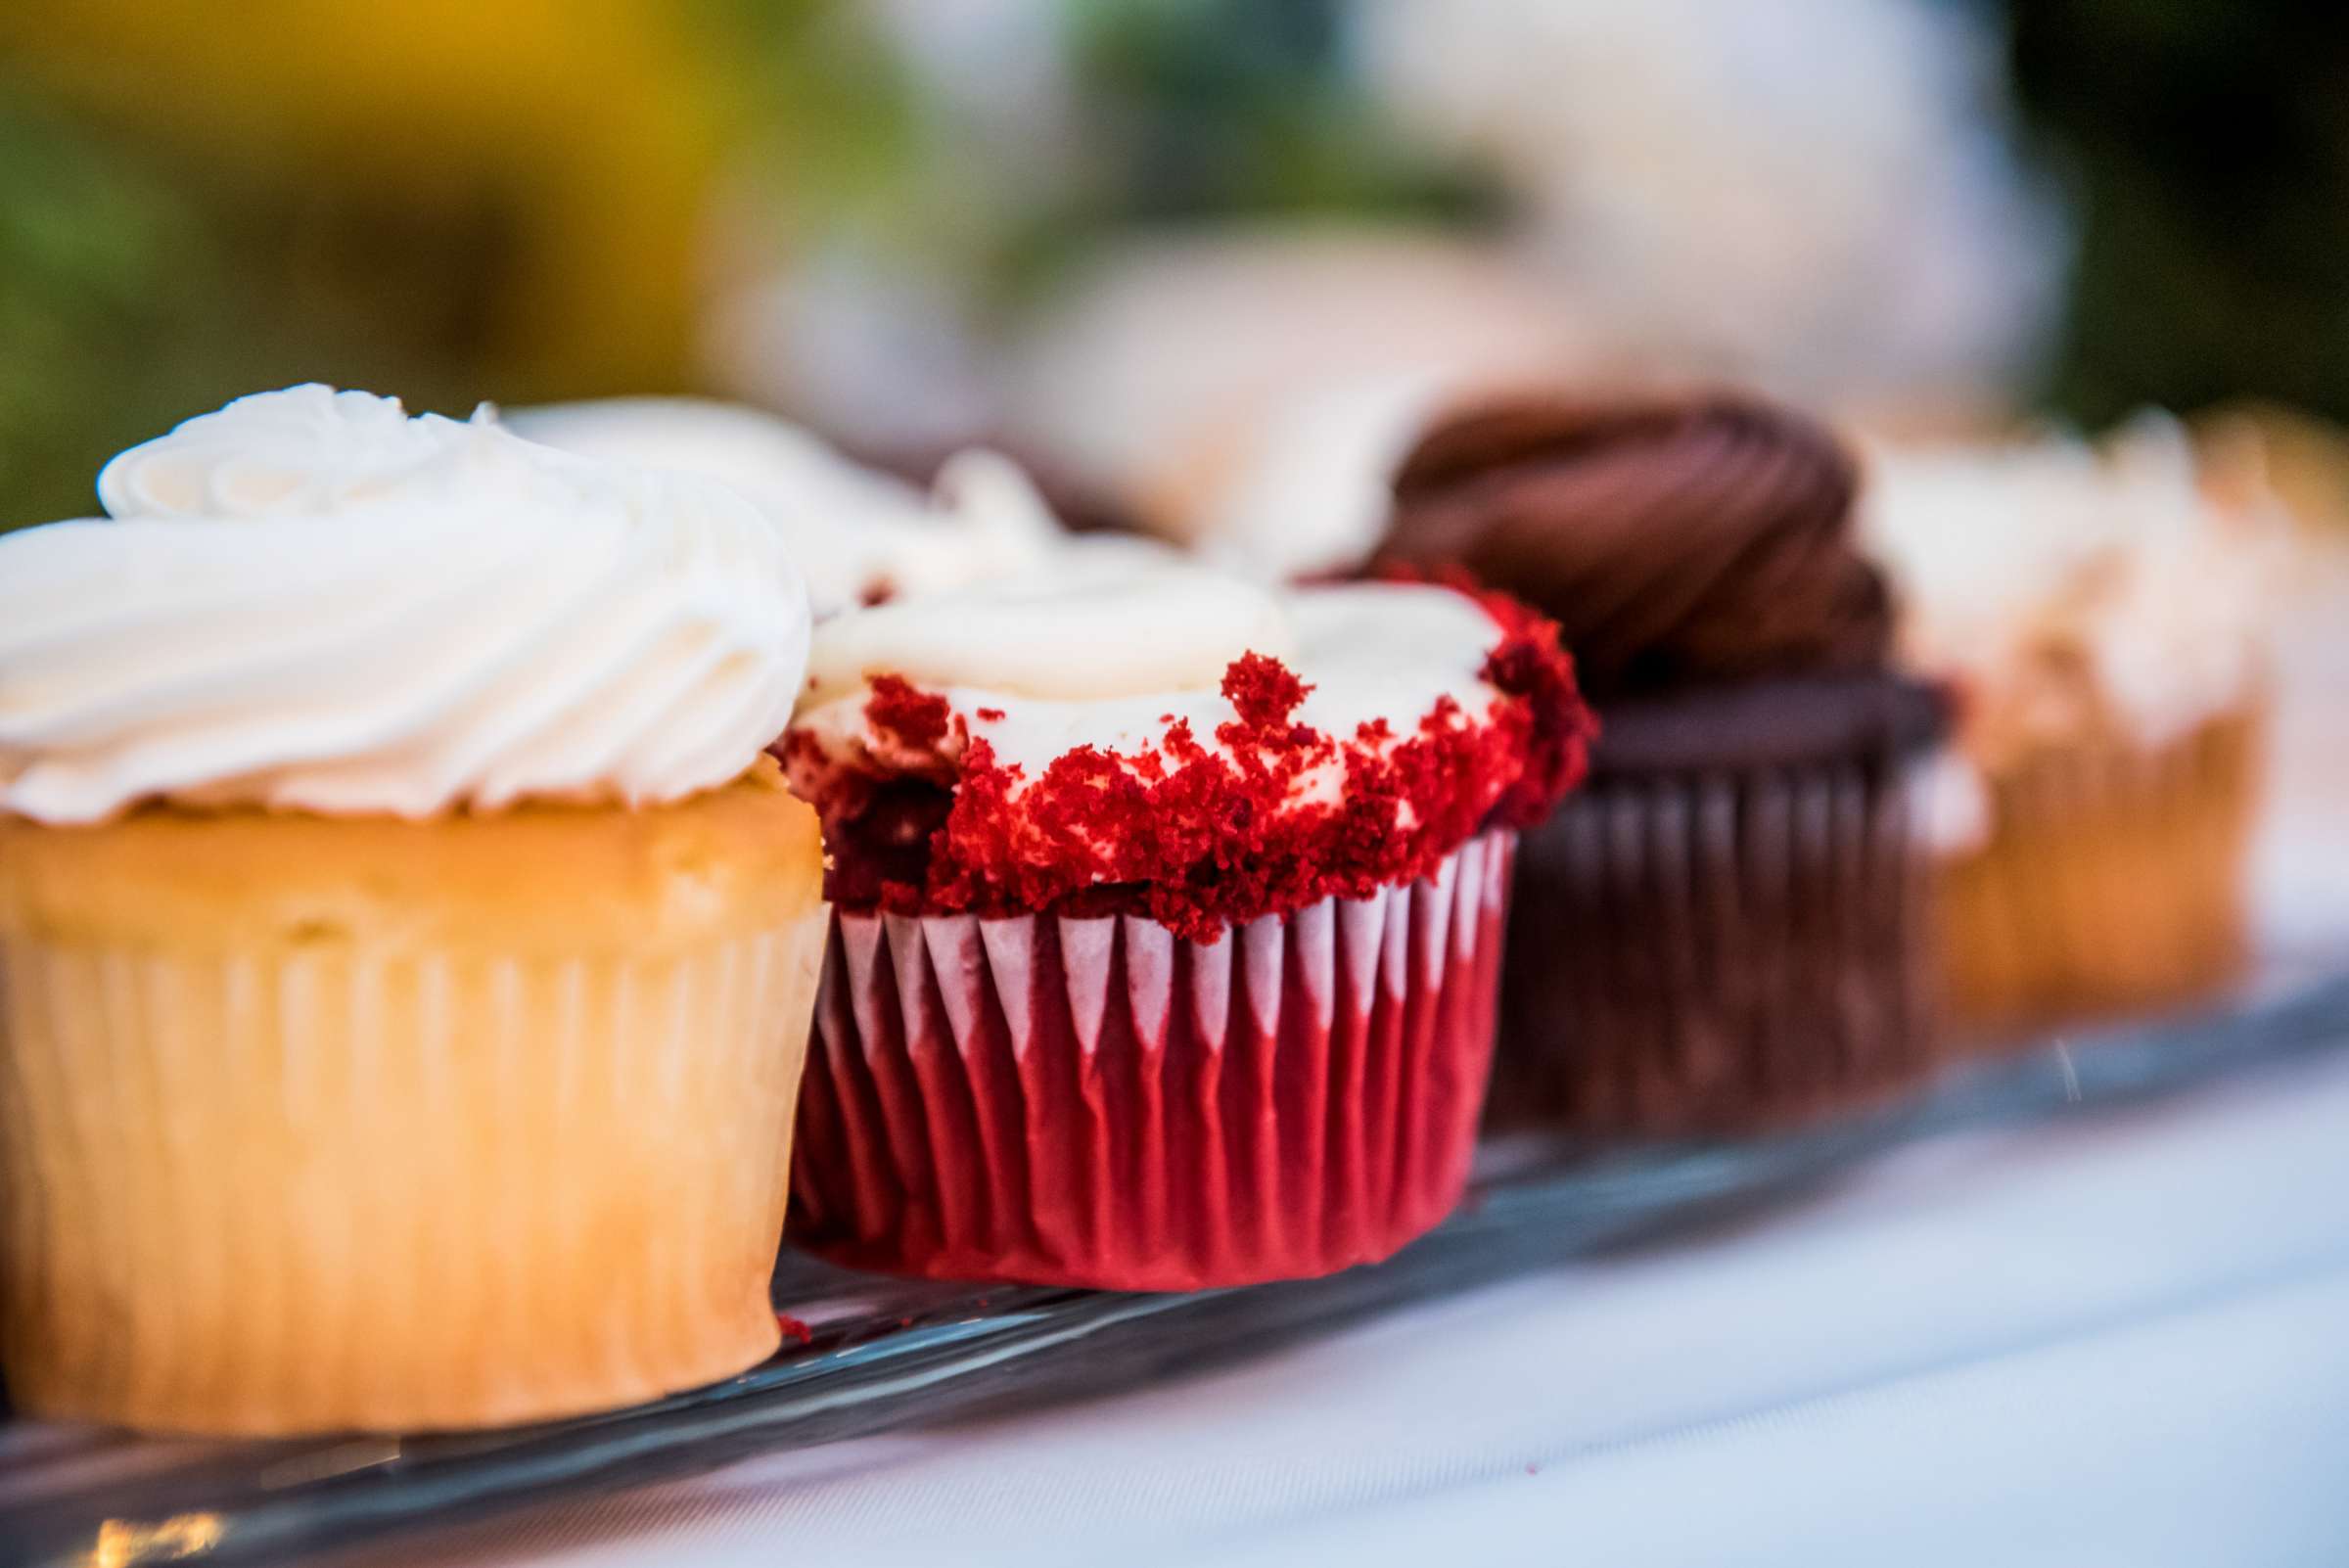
[367,1042,2349,1568]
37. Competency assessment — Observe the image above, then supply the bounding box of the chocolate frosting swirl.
[1381,392,1892,700]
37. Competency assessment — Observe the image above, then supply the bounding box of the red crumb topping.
[975,707,1006,722]
[1378,563,1597,828]
[1221,652,1310,729]
[1474,587,1599,828]
[785,580,1593,941]
[776,1313,814,1347]
[865,674,953,751]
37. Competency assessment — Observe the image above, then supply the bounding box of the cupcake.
[508,396,1155,617]
[776,563,1591,1288]
[0,387,829,1435]
[1378,392,1951,1136]
[1861,415,2283,1036]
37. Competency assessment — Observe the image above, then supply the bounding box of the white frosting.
[805,560,1295,710]
[1197,373,1452,582]
[792,574,1504,813]
[99,385,474,519]
[508,397,1088,617]
[1908,748,1992,857]
[0,386,811,824]
[1862,414,2283,770]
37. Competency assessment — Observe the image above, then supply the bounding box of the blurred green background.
[2,0,2342,527]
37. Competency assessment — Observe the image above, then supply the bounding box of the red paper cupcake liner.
[789,832,1514,1290]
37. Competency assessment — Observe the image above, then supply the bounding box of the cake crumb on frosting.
[783,580,1592,942]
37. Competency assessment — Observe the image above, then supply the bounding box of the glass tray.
[8,968,2349,1568]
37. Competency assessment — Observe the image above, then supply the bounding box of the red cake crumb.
[1221,652,1311,729]
[1379,563,1596,828]
[865,674,953,750]
[790,580,1592,941]
[1476,588,1598,828]
[975,707,1006,722]
[776,1313,814,1347]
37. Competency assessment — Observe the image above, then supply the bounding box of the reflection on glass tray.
[8,968,2349,1568]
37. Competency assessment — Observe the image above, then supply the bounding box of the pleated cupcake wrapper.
[1940,709,2262,1038]
[0,922,824,1437]
[1492,760,1937,1138]
[789,832,1515,1290]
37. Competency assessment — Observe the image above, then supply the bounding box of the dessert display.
[1862,416,2283,1035]
[776,562,1593,1288]
[1378,392,1952,1135]
[0,387,830,1436]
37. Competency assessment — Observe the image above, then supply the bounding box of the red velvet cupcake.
[778,564,1590,1288]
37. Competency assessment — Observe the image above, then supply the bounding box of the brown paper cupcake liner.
[1490,760,1937,1137]
[1940,707,2264,1039]
[789,832,1514,1289]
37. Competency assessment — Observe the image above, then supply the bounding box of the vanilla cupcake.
[0,387,829,1435]
[777,563,1591,1289]
[507,396,1149,617]
[1863,415,2284,1036]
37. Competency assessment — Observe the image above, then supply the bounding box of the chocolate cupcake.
[1380,392,1951,1136]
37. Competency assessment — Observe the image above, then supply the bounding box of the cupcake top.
[1380,391,1894,703]
[0,386,811,824]
[1861,415,2285,769]
[1194,373,1461,584]
[509,397,1104,618]
[781,564,1590,940]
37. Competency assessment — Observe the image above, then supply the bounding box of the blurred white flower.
[1000,224,1610,541]
[1350,0,2069,401]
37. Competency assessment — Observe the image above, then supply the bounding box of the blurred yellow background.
[1,0,899,520]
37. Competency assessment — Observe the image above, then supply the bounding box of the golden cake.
[0,387,827,1434]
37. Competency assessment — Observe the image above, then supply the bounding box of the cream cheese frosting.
[777,563,1589,938]
[802,559,1297,711]
[790,572,1506,808]
[0,385,811,824]
[508,397,1090,617]
[1861,414,2284,773]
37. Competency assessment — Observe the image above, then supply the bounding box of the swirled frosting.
[781,567,1591,938]
[508,397,1116,618]
[1381,392,1893,699]
[0,386,811,824]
